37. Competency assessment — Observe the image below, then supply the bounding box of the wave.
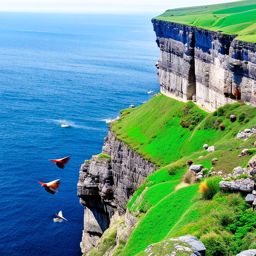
[101,116,120,124]
[49,119,104,131]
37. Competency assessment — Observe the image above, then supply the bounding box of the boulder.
[232,166,249,178]
[249,156,256,169]
[230,114,237,122]
[236,249,256,256]
[239,148,250,157]
[220,178,254,193]
[211,158,218,165]
[144,235,206,256]
[207,146,215,152]
[189,165,203,173]
[245,194,255,204]
[203,144,209,150]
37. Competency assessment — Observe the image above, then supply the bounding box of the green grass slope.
[155,0,256,43]
[108,94,256,255]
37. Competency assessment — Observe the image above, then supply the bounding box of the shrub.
[200,177,221,200]
[179,102,205,130]
[238,113,246,122]
[168,162,185,175]
[201,232,229,256]
[183,170,195,184]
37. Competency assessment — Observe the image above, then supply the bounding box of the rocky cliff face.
[77,130,156,254]
[152,19,256,111]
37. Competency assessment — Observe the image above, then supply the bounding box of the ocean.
[0,13,158,255]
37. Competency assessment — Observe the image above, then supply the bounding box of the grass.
[128,166,186,213]
[96,153,111,160]
[97,94,256,255]
[112,94,210,166]
[123,184,199,255]
[155,0,256,43]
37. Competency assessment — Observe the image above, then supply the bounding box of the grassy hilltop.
[155,0,256,43]
[90,94,256,256]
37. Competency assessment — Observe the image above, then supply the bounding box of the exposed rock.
[203,144,209,150]
[237,128,256,140]
[78,131,156,253]
[245,194,255,204]
[232,166,249,178]
[249,156,256,169]
[189,164,203,173]
[237,249,256,256]
[230,114,237,122]
[187,159,193,166]
[207,146,215,152]
[239,148,250,157]
[220,178,254,193]
[144,235,206,256]
[211,158,218,165]
[152,19,256,111]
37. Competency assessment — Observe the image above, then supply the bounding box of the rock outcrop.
[237,250,256,256]
[144,235,206,256]
[152,19,256,111]
[77,131,156,254]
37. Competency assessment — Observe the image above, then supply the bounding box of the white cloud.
[0,0,239,13]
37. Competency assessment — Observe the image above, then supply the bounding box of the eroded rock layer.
[77,131,156,253]
[152,20,256,111]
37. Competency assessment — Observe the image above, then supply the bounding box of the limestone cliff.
[77,130,156,254]
[152,19,256,111]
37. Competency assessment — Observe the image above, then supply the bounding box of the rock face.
[152,19,256,111]
[77,131,156,253]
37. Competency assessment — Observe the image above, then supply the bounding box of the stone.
[239,148,250,157]
[220,178,254,193]
[187,159,193,166]
[249,156,256,169]
[143,235,205,256]
[211,158,218,165]
[207,146,215,152]
[230,114,237,122]
[236,249,256,256]
[203,144,209,150]
[245,194,255,204]
[196,174,203,181]
[189,165,203,173]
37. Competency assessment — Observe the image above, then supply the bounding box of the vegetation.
[200,177,221,200]
[96,153,111,160]
[96,94,256,255]
[155,0,256,43]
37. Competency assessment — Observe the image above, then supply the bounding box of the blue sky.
[0,0,238,13]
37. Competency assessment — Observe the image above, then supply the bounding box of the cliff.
[77,131,156,253]
[77,2,256,255]
[152,19,256,111]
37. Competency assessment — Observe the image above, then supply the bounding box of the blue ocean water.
[0,13,158,256]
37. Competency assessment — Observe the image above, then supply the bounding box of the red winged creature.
[49,156,70,169]
[38,179,60,194]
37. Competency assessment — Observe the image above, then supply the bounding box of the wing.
[60,156,70,165]
[47,179,60,189]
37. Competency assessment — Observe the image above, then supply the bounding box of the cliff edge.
[77,2,256,255]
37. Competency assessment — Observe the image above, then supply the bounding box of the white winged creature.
[53,211,68,223]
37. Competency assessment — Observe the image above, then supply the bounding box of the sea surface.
[0,13,158,256]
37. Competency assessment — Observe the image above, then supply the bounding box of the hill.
[155,0,256,43]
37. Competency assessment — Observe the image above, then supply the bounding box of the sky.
[0,0,238,14]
